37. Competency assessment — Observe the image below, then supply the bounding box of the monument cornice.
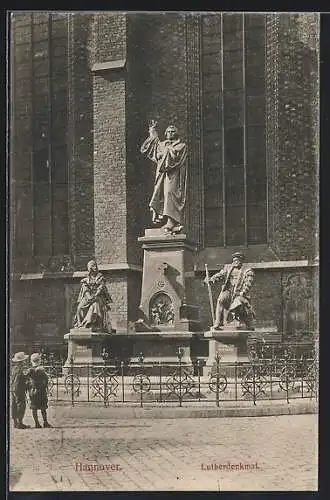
[140,239,197,252]
[138,230,198,253]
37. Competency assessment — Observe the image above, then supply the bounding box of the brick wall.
[102,273,128,332]
[129,13,190,232]
[11,13,34,268]
[91,13,128,265]
[11,280,66,344]
[267,13,319,260]
[10,13,319,348]
[135,13,189,140]
[125,15,150,265]
[68,13,94,268]
[11,13,96,272]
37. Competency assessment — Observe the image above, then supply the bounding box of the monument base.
[203,325,278,377]
[116,331,195,375]
[63,328,112,376]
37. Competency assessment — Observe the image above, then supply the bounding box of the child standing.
[26,353,52,428]
[11,352,30,429]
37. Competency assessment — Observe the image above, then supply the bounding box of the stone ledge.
[190,259,319,277]
[49,399,318,419]
[13,263,142,281]
[114,331,195,338]
[204,327,279,340]
[64,329,112,341]
[91,59,126,72]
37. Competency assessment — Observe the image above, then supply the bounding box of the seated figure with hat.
[11,352,30,429]
[204,252,255,331]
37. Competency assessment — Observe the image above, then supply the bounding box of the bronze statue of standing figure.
[204,252,256,331]
[141,120,188,235]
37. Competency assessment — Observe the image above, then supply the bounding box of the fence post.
[284,349,290,404]
[159,363,162,403]
[197,359,201,402]
[87,361,90,402]
[70,355,74,407]
[102,349,110,408]
[314,336,319,401]
[56,363,59,402]
[215,351,220,407]
[178,347,183,407]
[139,352,144,408]
[252,360,256,406]
[301,355,304,399]
[121,361,125,402]
[270,358,273,400]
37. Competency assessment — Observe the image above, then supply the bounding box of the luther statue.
[141,120,188,235]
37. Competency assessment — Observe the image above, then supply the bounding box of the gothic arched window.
[202,13,267,247]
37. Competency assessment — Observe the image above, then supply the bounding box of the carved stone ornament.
[149,292,175,326]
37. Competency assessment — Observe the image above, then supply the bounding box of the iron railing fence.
[39,350,318,408]
[11,334,316,365]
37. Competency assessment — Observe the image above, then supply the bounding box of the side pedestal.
[63,328,112,376]
[202,327,279,377]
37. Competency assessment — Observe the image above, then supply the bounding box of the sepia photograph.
[8,10,319,492]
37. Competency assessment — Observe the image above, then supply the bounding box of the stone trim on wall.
[14,263,142,281]
[185,13,204,248]
[91,59,126,72]
[265,13,280,253]
[13,259,318,282]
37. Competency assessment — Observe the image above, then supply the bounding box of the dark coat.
[217,264,254,299]
[11,365,28,400]
[26,366,49,410]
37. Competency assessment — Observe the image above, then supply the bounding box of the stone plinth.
[120,331,193,376]
[136,228,201,332]
[130,228,203,374]
[203,326,279,377]
[63,328,112,375]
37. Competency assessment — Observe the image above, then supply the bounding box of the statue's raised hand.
[149,120,158,138]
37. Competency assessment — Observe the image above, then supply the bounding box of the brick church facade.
[10,12,319,352]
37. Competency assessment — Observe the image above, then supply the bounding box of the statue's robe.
[74,272,112,331]
[141,136,188,225]
[213,264,255,323]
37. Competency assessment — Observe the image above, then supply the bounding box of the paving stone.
[9,409,318,491]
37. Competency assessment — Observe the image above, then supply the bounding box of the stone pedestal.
[131,228,203,371]
[63,328,112,375]
[126,331,193,375]
[202,326,279,377]
[136,228,201,333]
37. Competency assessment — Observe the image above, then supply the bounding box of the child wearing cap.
[11,352,30,429]
[26,353,52,428]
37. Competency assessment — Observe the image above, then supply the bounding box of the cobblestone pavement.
[9,407,318,492]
